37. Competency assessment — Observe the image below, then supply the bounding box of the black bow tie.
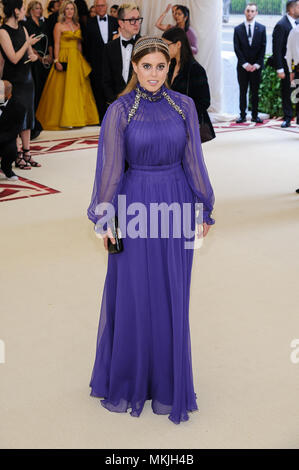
[99,16,107,21]
[122,38,135,48]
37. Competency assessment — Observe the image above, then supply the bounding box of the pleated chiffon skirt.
[89,160,199,424]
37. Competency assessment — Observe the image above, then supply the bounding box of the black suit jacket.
[102,35,141,103]
[83,15,119,77]
[168,57,215,140]
[270,15,293,70]
[0,96,26,144]
[233,21,266,68]
[46,11,58,49]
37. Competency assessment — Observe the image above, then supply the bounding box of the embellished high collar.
[136,83,166,102]
[128,83,185,123]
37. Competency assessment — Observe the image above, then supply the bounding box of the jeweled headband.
[132,36,170,59]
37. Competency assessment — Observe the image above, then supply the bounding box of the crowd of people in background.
[1,0,299,183]
[0,0,204,181]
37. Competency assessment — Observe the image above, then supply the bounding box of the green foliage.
[231,0,284,15]
[258,56,283,117]
[231,0,246,13]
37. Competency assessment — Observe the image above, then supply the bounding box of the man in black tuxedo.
[102,3,142,105]
[0,80,26,181]
[268,0,299,127]
[84,0,119,121]
[233,3,266,123]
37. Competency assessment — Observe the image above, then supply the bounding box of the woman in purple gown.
[87,36,215,425]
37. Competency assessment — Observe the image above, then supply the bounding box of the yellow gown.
[36,29,99,130]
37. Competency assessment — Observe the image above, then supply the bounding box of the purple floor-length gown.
[87,84,215,424]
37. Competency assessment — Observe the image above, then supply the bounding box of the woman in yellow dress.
[36,0,99,130]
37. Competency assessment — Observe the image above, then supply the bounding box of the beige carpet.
[1,125,299,449]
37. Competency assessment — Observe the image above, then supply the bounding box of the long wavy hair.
[119,41,171,97]
[26,0,43,18]
[58,0,79,25]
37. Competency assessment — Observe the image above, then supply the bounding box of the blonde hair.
[58,0,79,25]
[117,2,139,20]
[26,0,43,17]
[119,37,170,97]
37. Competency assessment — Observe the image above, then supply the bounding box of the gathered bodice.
[123,85,187,166]
[60,29,82,49]
[88,83,215,225]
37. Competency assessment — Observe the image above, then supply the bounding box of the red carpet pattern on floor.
[1,119,298,203]
[27,119,299,158]
[0,174,60,202]
[214,118,299,133]
[30,135,99,156]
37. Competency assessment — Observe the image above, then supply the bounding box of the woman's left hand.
[196,222,211,238]
[28,53,39,62]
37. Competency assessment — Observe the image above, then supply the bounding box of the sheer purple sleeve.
[87,98,127,228]
[186,27,198,55]
[181,95,215,225]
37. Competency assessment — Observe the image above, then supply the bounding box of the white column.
[136,0,222,113]
[190,0,222,113]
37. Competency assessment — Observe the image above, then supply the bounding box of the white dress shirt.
[286,13,298,29]
[286,24,299,72]
[242,20,260,70]
[0,80,4,105]
[277,14,298,73]
[97,14,108,44]
[245,19,256,46]
[120,34,135,84]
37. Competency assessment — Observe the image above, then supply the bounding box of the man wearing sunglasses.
[102,3,142,104]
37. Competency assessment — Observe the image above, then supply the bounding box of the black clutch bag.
[199,113,216,143]
[108,216,124,254]
[60,62,67,71]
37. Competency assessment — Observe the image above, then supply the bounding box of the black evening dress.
[22,17,49,110]
[0,23,35,130]
[168,57,216,142]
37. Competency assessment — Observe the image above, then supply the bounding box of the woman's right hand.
[165,3,172,13]
[55,62,63,71]
[26,34,42,47]
[103,226,116,251]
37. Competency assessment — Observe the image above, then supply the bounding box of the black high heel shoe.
[22,148,41,167]
[15,150,31,170]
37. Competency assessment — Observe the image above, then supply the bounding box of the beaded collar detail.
[127,84,186,123]
[136,84,166,102]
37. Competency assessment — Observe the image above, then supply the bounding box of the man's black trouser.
[237,65,262,119]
